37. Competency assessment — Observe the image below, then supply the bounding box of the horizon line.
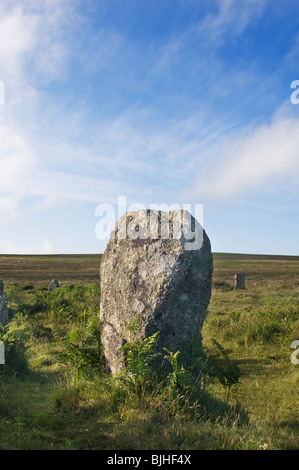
[0,252,299,258]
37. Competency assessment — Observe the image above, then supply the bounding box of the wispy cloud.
[0,1,76,92]
[2,238,54,255]
[0,0,79,214]
[0,122,36,192]
[182,104,299,201]
[195,0,269,44]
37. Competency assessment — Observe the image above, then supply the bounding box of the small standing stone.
[49,279,60,293]
[0,296,9,327]
[0,280,3,296]
[235,273,245,290]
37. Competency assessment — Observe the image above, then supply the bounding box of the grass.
[0,253,298,450]
[0,254,102,284]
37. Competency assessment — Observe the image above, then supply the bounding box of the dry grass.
[0,254,102,284]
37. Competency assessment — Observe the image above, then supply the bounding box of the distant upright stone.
[100,209,213,376]
[49,279,60,293]
[0,280,3,297]
[0,296,9,327]
[235,273,245,290]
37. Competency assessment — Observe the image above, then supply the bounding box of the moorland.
[0,253,298,450]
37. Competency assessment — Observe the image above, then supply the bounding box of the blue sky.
[0,0,299,255]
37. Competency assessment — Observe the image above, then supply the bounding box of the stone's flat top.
[105,209,205,256]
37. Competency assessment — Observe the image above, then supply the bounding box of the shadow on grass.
[195,388,249,425]
[0,368,251,450]
[278,420,299,431]
[212,281,234,292]
[231,358,273,377]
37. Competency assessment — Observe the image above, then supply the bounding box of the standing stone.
[49,279,60,293]
[235,273,245,290]
[0,280,3,297]
[0,296,9,327]
[100,209,213,376]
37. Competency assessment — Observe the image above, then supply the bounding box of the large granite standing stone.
[100,209,213,375]
[0,296,9,327]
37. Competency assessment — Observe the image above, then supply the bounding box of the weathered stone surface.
[100,209,213,375]
[0,296,9,327]
[0,280,3,297]
[49,279,60,293]
[235,273,245,290]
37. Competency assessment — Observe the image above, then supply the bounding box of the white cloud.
[0,195,20,223]
[0,123,36,192]
[0,0,76,95]
[196,0,268,44]
[3,238,54,255]
[0,5,38,83]
[0,0,81,213]
[184,108,299,200]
